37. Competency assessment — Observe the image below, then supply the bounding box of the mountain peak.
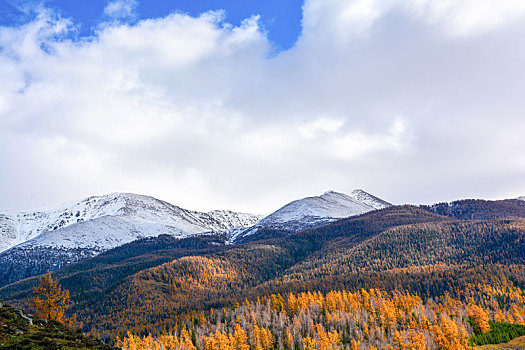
[254,190,390,232]
[322,190,339,195]
[350,189,391,210]
[350,188,369,196]
[321,190,349,198]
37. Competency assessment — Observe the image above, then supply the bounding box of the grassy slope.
[0,302,115,349]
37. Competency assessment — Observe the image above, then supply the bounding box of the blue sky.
[0,0,303,50]
[1,0,525,213]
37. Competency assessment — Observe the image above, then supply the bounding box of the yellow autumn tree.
[204,330,235,350]
[302,336,316,350]
[406,331,426,350]
[199,311,207,325]
[285,328,294,350]
[315,324,339,350]
[158,334,180,349]
[393,330,404,350]
[119,331,141,350]
[28,272,74,324]
[260,326,274,350]
[252,323,262,350]
[181,325,197,350]
[234,324,250,350]
[432,314,471,350]
[469,304,491,334]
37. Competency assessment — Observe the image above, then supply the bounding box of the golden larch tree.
[28,272,73,324]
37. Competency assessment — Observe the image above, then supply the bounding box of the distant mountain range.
[1,190,524,289]
[0,192,263,253]
[2,191,524,290]
[1,194,524,337]
[0,189,390,286]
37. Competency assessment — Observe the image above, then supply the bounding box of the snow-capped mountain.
[0,192,263,253]
[228,190,391,242]
[0,190,390,286]
[257,190,388,230]
[349,189,392,210]
[0,193,263,287]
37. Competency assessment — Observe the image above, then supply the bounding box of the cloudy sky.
[1,0,525,214]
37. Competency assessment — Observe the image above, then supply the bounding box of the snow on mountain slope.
[258,191,374,229]
[17,216,190,252]
[518,196,525,201]
[0,192,263,287]
[0,193,263,253]
[349,189,391,210]
[229,190,391,242]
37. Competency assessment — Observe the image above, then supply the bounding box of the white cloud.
[104,0,138,20]
[300,0,525,44]
[1,1,525,213]
[298,117,344,139]
[301,0,390,42]
[407,0,525,37]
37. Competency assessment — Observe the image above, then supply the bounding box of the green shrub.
[470,321,525,346]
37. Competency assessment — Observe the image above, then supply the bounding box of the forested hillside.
[118,286,525,350]
[421,199,525,220]
[1,201,524,349]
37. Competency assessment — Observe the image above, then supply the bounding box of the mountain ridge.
[0,192,263,287]
[0,189,391,287]
[0,192,263,253]
[228,189,391,242]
